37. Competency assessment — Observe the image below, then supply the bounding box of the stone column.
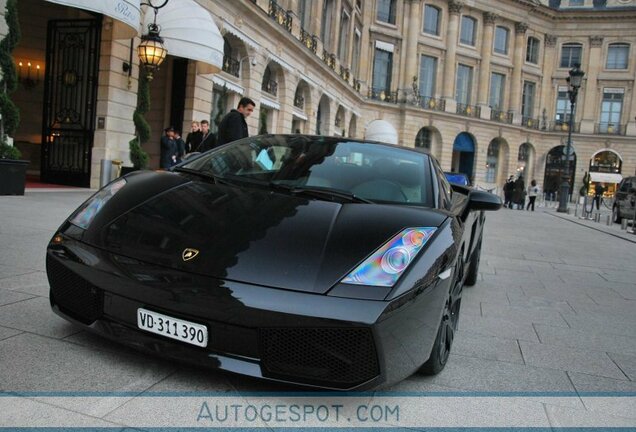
[627,86,636,136]
[402,0,422,95]
[330,0,342,55]
[442,0,463,113]
[310,0,324,38]
[539,34,557,129]
[580,35,603,134]
[477,12,497,120]
[509,22,527,124]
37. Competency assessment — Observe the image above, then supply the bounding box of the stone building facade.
[5,0,636,195]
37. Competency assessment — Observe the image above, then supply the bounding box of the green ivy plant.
[0,0,21,146]
[129,68,150,169]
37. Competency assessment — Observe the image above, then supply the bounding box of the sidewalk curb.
[546,211,636,244]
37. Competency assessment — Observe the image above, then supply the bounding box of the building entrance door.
[41,18,101,187]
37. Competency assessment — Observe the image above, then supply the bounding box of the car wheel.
[419,256,464,375]
[612,205,622,224]
[464,239,481,287]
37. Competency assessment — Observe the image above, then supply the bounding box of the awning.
[142,0,223,74]
[292,110,308,121]
[589,172,623,184]
[222,19,261,51]
[365,120,398,145]
[45,0,140,39]
[260,97,280,110]
[453,132,475,152]
[212,76,244,95]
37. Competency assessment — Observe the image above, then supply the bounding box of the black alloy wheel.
[612,205,622,224]
[419,255,464,375]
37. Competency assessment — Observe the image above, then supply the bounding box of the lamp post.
[138,0,169,80]
[557,64,585,213]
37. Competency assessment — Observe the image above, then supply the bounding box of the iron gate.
[41,19,101,187]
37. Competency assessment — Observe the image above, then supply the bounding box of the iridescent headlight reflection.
[341,227,437,287]
[70,178,126,229]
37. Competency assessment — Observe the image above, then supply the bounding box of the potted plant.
[121,68,150,175]
[0,0,26,195]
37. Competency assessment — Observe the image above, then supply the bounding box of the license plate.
[137,308,208,348]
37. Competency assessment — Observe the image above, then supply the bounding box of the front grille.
[260,327,379,388]
[47,256,103,324]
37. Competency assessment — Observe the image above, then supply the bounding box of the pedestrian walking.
[159,127,176,169]
[593,182,605,210]
[526,179,539,211]
[217,97,256,146]
[185,121,203,155]
[503,176,514,208]
[513,175,525,210]
[174,130,185,163]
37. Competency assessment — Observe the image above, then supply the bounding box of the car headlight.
[69,178,127,229]
[341,227,437,287]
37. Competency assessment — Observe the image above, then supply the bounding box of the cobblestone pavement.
[0,191,635,429]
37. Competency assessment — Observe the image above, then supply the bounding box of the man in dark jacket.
[217,97,255,146]
[159,127,176,169]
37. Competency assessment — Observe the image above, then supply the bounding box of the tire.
[419,257,464,375]
[464,239,482,287]
[612,205,622,224]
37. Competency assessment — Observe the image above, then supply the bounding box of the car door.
[617,179,630,217]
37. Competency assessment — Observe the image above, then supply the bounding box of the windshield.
[180,135,434,206]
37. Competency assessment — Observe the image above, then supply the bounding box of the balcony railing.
[294,94,304,110]
[268,0,292,32]
[322,51,337,70]
[547,121,580,133]
[368,88,398,103]
[300,29,318,54]
[417,95,445,112]
[339,65,350,82]
[262,80,278,96]
[595,123,626,135]
[222,55,240,78]
[490,109,513,124]
[456,103,480,118]
[522,116,540,130]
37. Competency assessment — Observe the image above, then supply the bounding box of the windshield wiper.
[172,167,233,185]
[270,183,374,204]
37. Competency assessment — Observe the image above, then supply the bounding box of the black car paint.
[47,140,496,390]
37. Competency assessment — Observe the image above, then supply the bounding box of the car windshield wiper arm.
[270,183,374,204]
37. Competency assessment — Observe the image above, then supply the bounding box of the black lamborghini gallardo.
[47,135,501,390]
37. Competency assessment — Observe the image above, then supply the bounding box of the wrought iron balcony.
[339,65,350,82]
[522,116,540,130]
[417,95,445,112]
[222,55,240,78]
[268,0,292,32]
[294,94,304,109]
[300,29,318,53]
[262,80,278,96]
[456,103,480,118]
[547,121,580,133]
[595,123,626,135]
[322,51,337,70]
[490,109,513,124]
[368,87,398,103]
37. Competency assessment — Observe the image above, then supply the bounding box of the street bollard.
[99,159,112,188]
[606,215,611,226]
[595,213,601,223]
[621,219,628,230]
[574,208,578,217]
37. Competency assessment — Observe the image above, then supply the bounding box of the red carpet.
[25,175,82,189]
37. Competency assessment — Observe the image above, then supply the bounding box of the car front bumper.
[47,238,448,391]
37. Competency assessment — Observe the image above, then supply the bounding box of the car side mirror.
[467,190,502,211]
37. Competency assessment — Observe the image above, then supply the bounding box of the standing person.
[160,127,176,169]
[217,97,256,146]
[503,176,514,209]
[197,120,216,152]
[513,175,525,210]
[174,130,185,163]
[185,121,202,155]
[526,179,539,211]
[593,182,605,210]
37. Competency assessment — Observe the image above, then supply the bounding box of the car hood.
[97,177,447,294]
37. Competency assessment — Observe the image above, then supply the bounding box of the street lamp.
[138,0,169,80]
[557,64,585,213]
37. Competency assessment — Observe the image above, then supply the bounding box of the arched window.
[415,128,432,150]
[261,65,277,96]
[486,141,500,183]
